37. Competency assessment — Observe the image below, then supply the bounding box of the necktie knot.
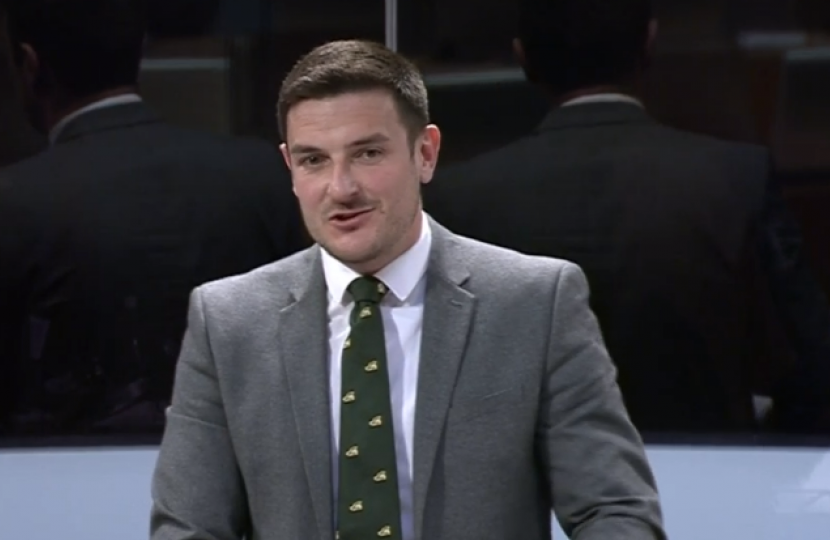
[348,276,387,305]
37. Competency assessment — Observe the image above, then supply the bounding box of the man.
[0,0,306,435]
[425,0,830,433]
[150,40,665,540]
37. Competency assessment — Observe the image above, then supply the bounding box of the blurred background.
[141,0,830,297]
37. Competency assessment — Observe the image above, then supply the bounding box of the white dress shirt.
[49,93,143,144]
[322,213,431,540]
[562,92,644,108]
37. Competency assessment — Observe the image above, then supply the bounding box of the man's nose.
[328,162,360,199]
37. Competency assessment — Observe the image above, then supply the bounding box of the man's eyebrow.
[288,143,322,155]
[348,133,391,147]
[288,133,391,155]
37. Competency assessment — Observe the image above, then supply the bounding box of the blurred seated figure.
[0,0,308,438]
[426,0,830,434]
[0,2,43,167]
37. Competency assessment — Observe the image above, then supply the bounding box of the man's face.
[281,89,441,274]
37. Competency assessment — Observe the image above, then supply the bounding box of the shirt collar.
[321,212,432,305]
[561,93,644,109]
[49,94,143,145]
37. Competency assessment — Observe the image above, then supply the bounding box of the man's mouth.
[329,208,372,224]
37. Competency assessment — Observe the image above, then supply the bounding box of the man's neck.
[46,86,138,132]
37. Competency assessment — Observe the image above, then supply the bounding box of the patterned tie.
[336,276,402,540]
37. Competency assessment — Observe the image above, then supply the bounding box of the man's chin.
[326,247,374,266]
[322,241,383,273]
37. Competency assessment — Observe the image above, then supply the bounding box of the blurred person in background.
[0,0,307,437]
[0,0,45,434]
[426,0,830,434]
[0,1,43,167]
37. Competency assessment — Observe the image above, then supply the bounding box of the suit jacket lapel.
[278,246,334,539]
[412,221,475,539]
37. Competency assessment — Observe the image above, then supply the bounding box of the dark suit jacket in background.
[426,102,789,433]
[0,118,44,169]
[0,102,307,435]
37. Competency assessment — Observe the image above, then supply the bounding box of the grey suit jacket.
[151,221,665,540]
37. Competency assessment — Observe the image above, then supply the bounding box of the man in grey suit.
[150,40,666,540]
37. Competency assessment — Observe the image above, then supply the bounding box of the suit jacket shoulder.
[195,247,317,323]
[426,108,771,235]
[0,119,288,198]
[147,126,284,169]
[0,105,305,264]
[647,124,769,179]
[195,227,580,336]
[433,106,768,187]
[444,231,577,302]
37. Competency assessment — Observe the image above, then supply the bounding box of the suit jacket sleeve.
[150,288,249,540]
[538,263,666,540]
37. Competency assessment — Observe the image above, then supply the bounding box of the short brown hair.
[277,40,429,142]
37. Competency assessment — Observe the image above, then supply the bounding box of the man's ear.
[513,37,539,84]
[279,142,299,196]
[19,43,38,88]
[512,38,526,69]
[279,142,291,171]
[646,19,658,56]
[417,125,441,186]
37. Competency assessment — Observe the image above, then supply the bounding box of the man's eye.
[358,148,383,160]
[300,155,324,166]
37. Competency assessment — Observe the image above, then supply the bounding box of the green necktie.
[337,276,402,540]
